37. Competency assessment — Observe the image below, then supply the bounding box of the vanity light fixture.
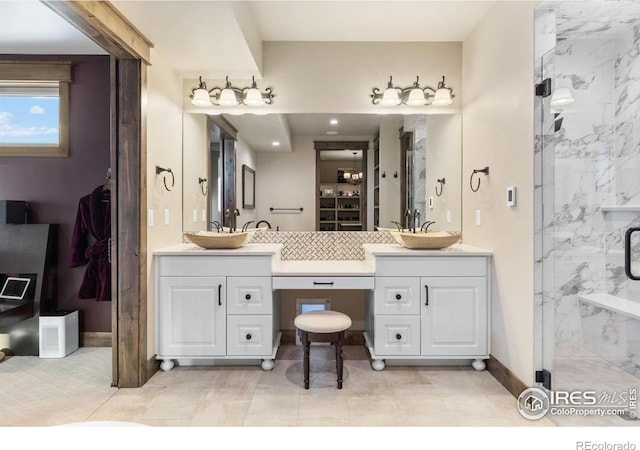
[371,75,454,107]
[190,75,274,107]
[343,151,363,185]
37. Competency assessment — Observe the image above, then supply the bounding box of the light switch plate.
[164,209,170,225]
[201,210,206,222]
[428,196,434,208]
[475,209,482,226]
[446,209,451,223]
[507,186,517,207]
[147,209,154,227]
[193,210,198,223]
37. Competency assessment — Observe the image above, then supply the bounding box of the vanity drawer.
[227,277,272,315]
[374,277,421,315]
[374,315,420,356]
[226,315,273,356]
[272,276,374,290]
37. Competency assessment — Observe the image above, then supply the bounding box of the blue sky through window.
[0,95,59,144]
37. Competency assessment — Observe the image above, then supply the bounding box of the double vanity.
[154,237,492,372]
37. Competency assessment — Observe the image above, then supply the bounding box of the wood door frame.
[43,1,153,387]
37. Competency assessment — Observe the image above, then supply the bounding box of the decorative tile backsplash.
[249,231,397,260]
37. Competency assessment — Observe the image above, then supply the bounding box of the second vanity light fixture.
[190,76,274,107]
[371,75,454,107]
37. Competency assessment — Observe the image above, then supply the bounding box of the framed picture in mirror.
[242,164,255,209]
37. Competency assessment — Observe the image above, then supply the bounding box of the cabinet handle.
[245,294,252,300]
[246,333,252,340]
[395,293,402,300]
[218,284,222,306]
[395,333,402,340]
[425,285,429,306]
[313,281,334,285]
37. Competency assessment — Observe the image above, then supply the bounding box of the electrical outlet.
[147,209,154,227]
[446,209,451,223]
[201,210,206,222]
[164,209,170,225]
[475,209,482,226]
[193,210,198,223]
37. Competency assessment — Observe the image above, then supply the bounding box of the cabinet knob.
[245,294,252,300]
[246,333,252,340]
[395,294,402,300]
[395,333,402,340]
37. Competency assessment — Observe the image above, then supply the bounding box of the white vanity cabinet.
[155,250,279,372]
[364,248,491,371]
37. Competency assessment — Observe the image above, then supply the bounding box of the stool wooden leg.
[336,331,344,389]
[302,331,310,389]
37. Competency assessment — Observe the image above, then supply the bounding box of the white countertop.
[154,242,491,276]
[153,243,282,256]
[272,259,374,276]
[363,243,493,256]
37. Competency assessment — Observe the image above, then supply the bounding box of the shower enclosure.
[535,2,640,425]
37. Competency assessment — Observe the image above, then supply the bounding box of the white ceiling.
[0,1,495,151]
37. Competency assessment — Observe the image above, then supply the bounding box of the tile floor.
[552,346,640,427]
[1,344,552,427]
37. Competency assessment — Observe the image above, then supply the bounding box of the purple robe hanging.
[70,185,111,301]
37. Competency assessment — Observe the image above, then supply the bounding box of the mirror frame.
[242,164,255,209]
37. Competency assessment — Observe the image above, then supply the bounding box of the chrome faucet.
[404,209,412,230]
[412,209,421,233]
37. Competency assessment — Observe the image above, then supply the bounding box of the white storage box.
[39,310,79,358]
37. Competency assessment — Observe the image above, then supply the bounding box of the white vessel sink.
[391,230,462,250]
[185,231,251,249]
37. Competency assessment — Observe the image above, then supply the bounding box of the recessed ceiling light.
[329,118,338,125]
[272,141,280,146]
[326,131,338,135]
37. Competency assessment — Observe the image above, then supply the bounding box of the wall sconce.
[156,165,174,191]
[371,75,454,107]
[436,178,445,197]
[190,76,274,107]
[199,177,208,196]
[470,167,489,192]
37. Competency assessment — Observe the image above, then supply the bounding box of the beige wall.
[183,41,462,115]
[378,117,403,229]
[235,136,259,225]
[462,2,536,385]
[426,114,462,231]
[182,113,208,232]
[145,48,185,355]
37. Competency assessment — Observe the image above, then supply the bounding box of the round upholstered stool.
[294,310,352,389]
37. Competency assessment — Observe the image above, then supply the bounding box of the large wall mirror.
[182,113,461,233]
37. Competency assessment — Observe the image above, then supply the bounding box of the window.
[0,61,71,157]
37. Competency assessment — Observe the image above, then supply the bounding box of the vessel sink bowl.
[392,231,462,250]
[185,231,251,249]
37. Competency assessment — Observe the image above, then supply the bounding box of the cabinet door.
[158,277,226,356]
[227,277,272,315]
[374,277,421,315]
[420,277,488,356]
